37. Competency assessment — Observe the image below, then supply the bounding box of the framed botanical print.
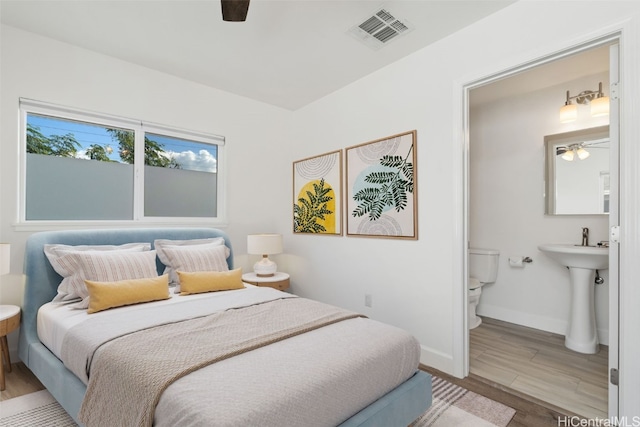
[345,131,417,239]
[293,150,342,235]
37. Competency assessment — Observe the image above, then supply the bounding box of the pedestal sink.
[538,244,608,354]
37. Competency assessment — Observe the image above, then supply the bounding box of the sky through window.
[27,114,217,173]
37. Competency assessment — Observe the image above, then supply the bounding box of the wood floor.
[421,365,571,426]
[469,317,608,420]
[0,361,45,401]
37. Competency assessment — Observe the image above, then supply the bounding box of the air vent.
[348,8,413,50]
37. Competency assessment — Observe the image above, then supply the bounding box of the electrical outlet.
[365,294,372,308]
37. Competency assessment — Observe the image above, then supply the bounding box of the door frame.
[453,28,625,417]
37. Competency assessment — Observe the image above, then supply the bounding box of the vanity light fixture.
[559,93,578,123]
[559,82,609,123]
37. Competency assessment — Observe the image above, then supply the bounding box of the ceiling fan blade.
[221,0,250,22]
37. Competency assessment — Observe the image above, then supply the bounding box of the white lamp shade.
[0,243,10,276]
[576,147,590,160]
[559,104,578,123]
[591,96,610,117]
[247,234,283,255]
[247,234,282,277]
[561,149,575,162]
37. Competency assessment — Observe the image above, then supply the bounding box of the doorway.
[462,38,620,419]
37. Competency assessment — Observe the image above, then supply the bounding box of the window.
[20,99,224,224]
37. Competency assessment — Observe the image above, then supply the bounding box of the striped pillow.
[161,244,229,289]
[46,243,151,303]
[154,238,229,285]
[53,250,159,309]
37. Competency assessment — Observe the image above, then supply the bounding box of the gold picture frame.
[345,131,417,239]
[293,150,343,235]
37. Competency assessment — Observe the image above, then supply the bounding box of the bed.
[18,228,431,426]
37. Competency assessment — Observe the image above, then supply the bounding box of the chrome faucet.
[581,227,589,246]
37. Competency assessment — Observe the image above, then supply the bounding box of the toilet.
[468,248,499,329]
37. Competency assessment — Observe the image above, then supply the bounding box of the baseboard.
[419,344,454,375]
[477,304,609,346]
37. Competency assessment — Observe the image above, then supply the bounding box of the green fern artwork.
[351,146,414,222]
[293,178,336,233]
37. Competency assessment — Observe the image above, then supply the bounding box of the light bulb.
[576,147,590,160]
[561,149,575,161]
[559,104,577,123]
[591,96,610,117]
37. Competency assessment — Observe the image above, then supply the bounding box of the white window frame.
[17,98,227,230]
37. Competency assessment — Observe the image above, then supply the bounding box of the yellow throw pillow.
[85,275,170,314]
[178,268,245,295]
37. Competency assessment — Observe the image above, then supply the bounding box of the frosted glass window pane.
[25,114,134,220]
[144,133,217,217]
[26,154,133,220]
[144,166,217,217]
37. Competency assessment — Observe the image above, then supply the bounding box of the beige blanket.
[77,297,363,427]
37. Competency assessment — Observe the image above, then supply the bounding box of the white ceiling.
[0,0,516,110]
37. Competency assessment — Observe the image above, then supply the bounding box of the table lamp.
[0,244,9,276]
[247,234,282,277]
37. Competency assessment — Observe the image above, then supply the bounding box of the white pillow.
[45,243,150,279]
[46,243,151,303]
[160,244,230,291]
[154,238,229,285]
[49,250,159,309]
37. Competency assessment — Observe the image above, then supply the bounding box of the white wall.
[0,25,293,358]
[470,72,611,343]
[287,5,640,414]
[3,1,640,417]
[283,3,640,405]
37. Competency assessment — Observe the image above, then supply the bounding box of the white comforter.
[38,286,421,426]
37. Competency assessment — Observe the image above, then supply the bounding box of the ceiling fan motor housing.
[221,0,250,22]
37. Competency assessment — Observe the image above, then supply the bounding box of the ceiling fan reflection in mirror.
[555,138,609,162]
[221,0,250,22]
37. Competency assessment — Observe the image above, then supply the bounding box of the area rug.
[0,390,76,427]
[412,376,516,427]
[0,376,515,427]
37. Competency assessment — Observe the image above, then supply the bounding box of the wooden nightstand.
[242,272,290,291]
[0,305,21,391]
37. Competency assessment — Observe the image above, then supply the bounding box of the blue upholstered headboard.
[18,228,233,366]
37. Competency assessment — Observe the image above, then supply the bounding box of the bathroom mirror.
[544,125,609,215]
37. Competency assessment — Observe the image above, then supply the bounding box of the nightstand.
[0,305,20,391]
[242,272,290,291]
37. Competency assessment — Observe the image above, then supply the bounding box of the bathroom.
[467,43,612,417]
